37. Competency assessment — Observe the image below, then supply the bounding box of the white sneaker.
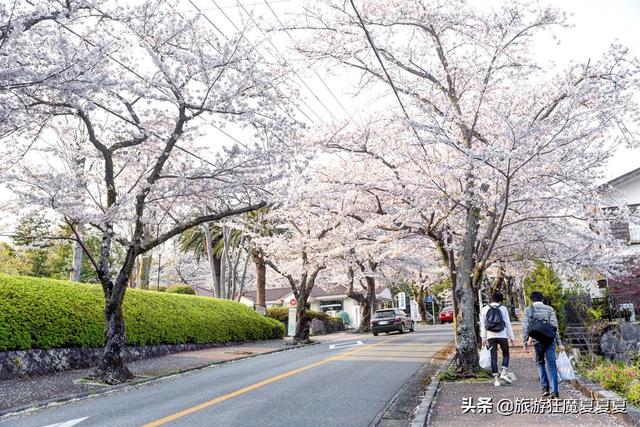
[494,377,501,387]
[499,371,512,384]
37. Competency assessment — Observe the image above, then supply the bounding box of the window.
[319,300,343,312]
[630,223,640,244]
[373,310,395,319]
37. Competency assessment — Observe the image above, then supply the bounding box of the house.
[604,166,640,319]
[240,284,393,328]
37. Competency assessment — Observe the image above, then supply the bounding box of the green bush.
[305,310,328,321]
[267,307,288,324]
[266,307,341,331]
[166,284,196,295]
[628,381,640,405]
[584,360,640,404]
[0,274,284,351]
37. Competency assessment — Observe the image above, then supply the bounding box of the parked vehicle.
[439,306,454,323]
[371,309,414,336]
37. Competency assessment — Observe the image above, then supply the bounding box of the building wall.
[616,176,640,205]
[239,296,254,308]
[608,171,640,315]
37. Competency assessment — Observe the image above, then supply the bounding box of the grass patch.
[438,366,492,382]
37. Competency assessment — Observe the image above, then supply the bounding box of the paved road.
[1,324,453,427]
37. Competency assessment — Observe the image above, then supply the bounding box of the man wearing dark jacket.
[522,291,565,399]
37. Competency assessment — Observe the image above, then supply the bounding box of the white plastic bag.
[479,346,491,371]
[557,351,575,381]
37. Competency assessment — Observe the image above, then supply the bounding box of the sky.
[1,0,639,235]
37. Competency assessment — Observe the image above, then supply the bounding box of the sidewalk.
[0,332,354,414]
[428,344,624,426]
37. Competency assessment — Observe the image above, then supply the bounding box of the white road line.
[42,417,89,427]
[329,341,363,350]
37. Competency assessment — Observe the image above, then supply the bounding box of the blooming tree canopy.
[0,0,299,383]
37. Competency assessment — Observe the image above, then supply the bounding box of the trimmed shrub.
[0,274,284,351]
[267,307,288,325]
[166,284,196,295]
[266,307,330,327]
[266,306,344,334]
[329,316,343,324]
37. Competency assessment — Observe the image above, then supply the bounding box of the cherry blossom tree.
[259,175,344,342]
[291,0,639,375]
[1,1,298,383]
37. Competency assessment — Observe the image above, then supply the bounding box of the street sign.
[398,292,406,310]
[425,295,433,303]
[290,298,297,306]
[409,299,422,322]
[287,308,297,337]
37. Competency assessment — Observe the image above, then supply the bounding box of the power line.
[207,0,326,125]
[170,0,320,125]
[261,0,351,117]
[348,0,422,144]
[235,0,339,121]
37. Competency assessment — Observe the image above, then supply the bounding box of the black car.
[370,309,414,336]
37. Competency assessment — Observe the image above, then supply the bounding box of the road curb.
[570,375,640,426]
[0,340,320,419]
[411,348,455,427]
[371,340,455,427]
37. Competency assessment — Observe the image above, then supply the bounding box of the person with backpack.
[522,291,565,399]
[480,292,515,387]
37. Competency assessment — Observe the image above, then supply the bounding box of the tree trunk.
[294,292,311,343]
[358,297,372,333]
[253,247,266,310]
[363,276,376,332]
[236,252,250,301]
[138,225,151,290]
[69,225,84,282]
[346,264,377,332]
[138,255,151,290]
[453,177,481,376]
[203,223,220,297]
[93,289,133,384]
[128,257,139,288]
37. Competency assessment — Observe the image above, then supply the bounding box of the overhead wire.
[235,0,338,121]
[207,0,329,125]
[182,0,320,125]
[261,0,351,117]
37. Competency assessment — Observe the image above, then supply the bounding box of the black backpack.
[485,305,505,332]
[526,306,557,345]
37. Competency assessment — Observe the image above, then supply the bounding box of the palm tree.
[179,207,282,305]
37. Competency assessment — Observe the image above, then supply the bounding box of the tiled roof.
[242,283,391,301]
[242,284,351,301]
[242,287,292,302]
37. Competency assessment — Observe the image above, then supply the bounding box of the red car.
[439,306,454,323]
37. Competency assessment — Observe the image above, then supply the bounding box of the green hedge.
[0,274,284,351]
[266,306,343,330]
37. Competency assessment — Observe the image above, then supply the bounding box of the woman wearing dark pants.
[480,292,515,386]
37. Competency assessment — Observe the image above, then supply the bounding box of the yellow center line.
[143,335,404,427]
